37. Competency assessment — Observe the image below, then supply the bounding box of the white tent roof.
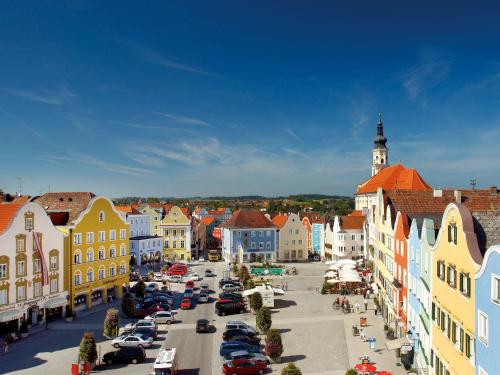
[336,259,357,265]
[327,279,342,284]
[325,271,337,278]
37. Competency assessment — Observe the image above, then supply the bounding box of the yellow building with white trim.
[160,206,191,261]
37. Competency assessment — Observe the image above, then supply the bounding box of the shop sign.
[400,344,413,354]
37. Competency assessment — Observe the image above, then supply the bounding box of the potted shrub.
[249,292,263,313]
[232,263,238,276]
[245,278,255,290]
[282,363,301,375]
[265,328,283,363]
[345,370,357,375]
[79,332,97,370]
[103,308,119,339]
[321,280,330,294]
[65,307,74,322]
[256,306,272,334]
[121,293,135,318]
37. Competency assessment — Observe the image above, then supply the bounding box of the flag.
[33,232,49,286]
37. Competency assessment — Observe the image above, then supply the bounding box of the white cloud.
[153,112,212,127]
[2,85,76,106]
[283,127,301,141]
[283,147,308,158]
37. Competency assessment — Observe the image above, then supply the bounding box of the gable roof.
[271,214,288,229]
[201,216,216,225]
[356,164,432,195]
[299,212,324,223]
[0,204,23,234]
[339,215,365,230]
[224,209,275,229]
[32,192,96,225]
[115,205,133,213]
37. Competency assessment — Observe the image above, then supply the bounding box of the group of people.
[334,296,352,312]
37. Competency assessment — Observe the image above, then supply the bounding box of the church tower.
[371,113,389,176]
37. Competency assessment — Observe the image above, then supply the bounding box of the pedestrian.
[364,298,368,311]
[3,337,8,355]
[355,302,360,313]
[360,328,366,341]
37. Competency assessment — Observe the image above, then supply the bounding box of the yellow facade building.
[139,204,162,237]
[160,206,191,260]
[34,193,129,311]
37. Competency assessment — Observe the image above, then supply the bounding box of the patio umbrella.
[327,279,341,284]
[337,259,357,265]
[329,264,341,270]
[375,372,393,375]
[340,263,357,269]
[325,271,337,278]
[325,260,335,265]
[354,363,377,373]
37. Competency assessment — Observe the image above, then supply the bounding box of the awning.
[385,336,410,350]
[0,308,23,323]
[44,296,68,309]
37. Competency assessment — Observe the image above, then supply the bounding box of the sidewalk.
[342,295,406,375]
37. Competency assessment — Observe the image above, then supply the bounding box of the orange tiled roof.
[339,215,365,230]
[181,207,190,216]
[271,214,288,229]
[224,209,275,229]
[32,192,95,224]
[0,204,23,234]
[115,205,133,213]
[201,216,216,225]
[356,164,432,194]
[299,212,324,223]
[349,210,364,217]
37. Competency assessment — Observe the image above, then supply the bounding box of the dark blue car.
[219,341,261,356]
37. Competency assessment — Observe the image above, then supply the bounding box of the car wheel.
[167,320,171,324]
[221,311,225,316]
[113,343,120,348]
[138,344,143,348]
[107,360,113,365]
[131,358,138,364]
[259,370,264,375]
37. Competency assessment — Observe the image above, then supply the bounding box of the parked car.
[222,350,270,365]
[198,293,209,303]
[134,305,164,319]
[128,327,157,340]
[222,358,267,375]
[144,311,175,324]
[184,288,194,298]
[125,319,158,332]
[223,328,256,340]
[204,269,215,277]
[129,273,140,282]
[187,272,200,281]
[180,298,192,310]
[216,300,246,316]
[112,333,153,348]
[219,292,244,302]
[102,346,146,365]
[219,279,239,288]
[226,321,256,334]
[185,280,195,289]
[222,284,241,293]
[167,263,188,276]
[153,273,163,282]
[145,283,159,293]
[219,342,261,357]
[199,257,205,262]
[167,275,183,283]
[200,282,210,292]
[196,319,210,333]
[227,335,261,346]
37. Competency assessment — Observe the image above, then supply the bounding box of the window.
[109,265,116,277]
[266,242,271,249]
[86,269,94,283]
[437,260,445,281]
[110,247,116,258]
[447,265,456,288]
[259,231,263,237]
[86,232,94,244]
[120,229,126,239]
[87,250,94,262]
[98,231,105,242]
[351,245,355,252]
[478,310,488,345]
[0,289,7,305]
[73,233,82,245]
[459,272,471,298]
[180,230,185,236]
[74,251,81,264]
[251,242,256,249]
[292,240,296,245]
[259,242,264,249]
[34,281,42,297]
[74,272,81,285]
[25,216,34,230]
[120,244,126,256]
[99,268,105,279]
[448,223,458,245]
[173,241,177,249]
[298,250,303,258]
[109,230,116,241]
[16,237,25,252]
[50,255,57,271]
[33,257,41,273]
[295,229,299,235]
[17,261,26,276]
[173,229,177,236]
[299,240,303,245]
[180,241,185,248]
[50,278,58,293]
[352,234,356,241]
[164,241,169,248]
[120,263,126,274]
[17,285,26,301]
[98,248,105,260]
[251,231,256,237]
[266,231,271,237]
[492,275,500,304]
[0,264,7,279]
[98,211,105,222]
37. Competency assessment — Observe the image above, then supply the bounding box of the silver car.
[124,319,158,332]
[112,333,153,348]
[144,311,175,324]
[198,293,209,303]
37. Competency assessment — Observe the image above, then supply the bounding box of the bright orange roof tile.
[356,164,432,194]
[115,205,133,213]
[201,216,216,225]
[271,214,288,229]
[0,204,23,234]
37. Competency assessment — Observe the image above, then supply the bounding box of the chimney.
[491,186,498,196]
[433,189,443,197]
[454,190,462,203]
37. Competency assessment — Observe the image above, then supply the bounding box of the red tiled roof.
[32,192,95,224]
[339,215,365,230]
[115,205,133,213]
[0,204,23,234]
[356,164,432,194]
[10,195,30,204]
[271,214,288,229]
[181,207,190,217]
[299,212,324,223]
[349,210,364,217]
[201,216,216,225]
[224,209,275,229]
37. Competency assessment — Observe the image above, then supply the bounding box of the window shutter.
[453,225,458,244]
[448,225,451,242]
[467,276,471,297]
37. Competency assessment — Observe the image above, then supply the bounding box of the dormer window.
[99,211,105,222]
[24,212,34,231]
[448,223,458,245]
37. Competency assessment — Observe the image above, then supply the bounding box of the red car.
[223,359,267,375]
[180,298,192,310]
[135,305,164,318]
[167,263,188,276]
[185,280,195,289]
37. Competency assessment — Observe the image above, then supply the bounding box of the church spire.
[371,112,389,176]
[374,112,387,149]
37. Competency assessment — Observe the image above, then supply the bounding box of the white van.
[150,348,177,375]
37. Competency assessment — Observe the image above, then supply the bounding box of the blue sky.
[0,1,499,197]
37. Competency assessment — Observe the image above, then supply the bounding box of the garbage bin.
[352,325,359,336]
[71,364,79,375]
[360,317,367,327]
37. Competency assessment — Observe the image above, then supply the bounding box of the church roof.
[356,164,432,195]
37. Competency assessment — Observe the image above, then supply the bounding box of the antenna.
[470,179,477,190]
[16,177,23,196]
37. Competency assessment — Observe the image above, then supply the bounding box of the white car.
[124,320,158,332]
[199,257,205,262]
[198,293,209,303]
[200,282,210,292]
[112,333,153,348]
[167,275,183,283]
[226,321,256,334]
[222,284,240,293]
[144,311,175,324]
[153,273,163,282]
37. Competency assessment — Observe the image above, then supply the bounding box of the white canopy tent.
[336,259,357,265]
[325,271,337,278]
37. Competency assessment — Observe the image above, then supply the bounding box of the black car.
[227,335,261,346]
[121,326,157,340]
[223,328,256,340]
[129,273,139,282]
[219,292,244,302]
[196,319,210,333]
[215,300,246,316]
[102,346,146,365]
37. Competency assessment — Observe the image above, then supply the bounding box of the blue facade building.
[312,223,323,254]
[475,245,500,375]
[408,219,423,370]
[222,210,277,263]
